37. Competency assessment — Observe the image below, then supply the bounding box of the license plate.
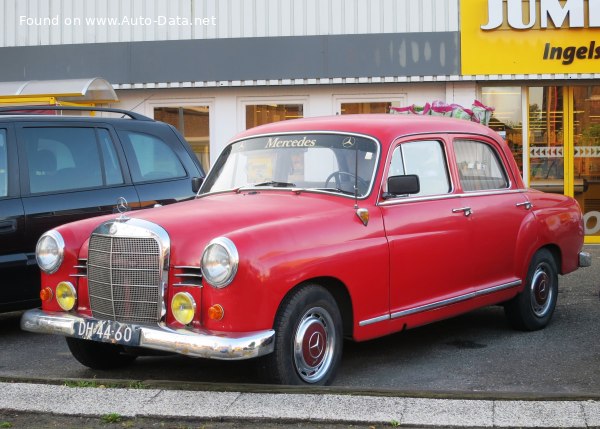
[74,319,140,346]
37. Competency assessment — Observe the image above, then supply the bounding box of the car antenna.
[354,136,359,209]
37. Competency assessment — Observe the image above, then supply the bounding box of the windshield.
[201,133,379,198]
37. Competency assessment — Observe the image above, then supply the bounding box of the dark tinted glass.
[120,131,186,183]
[97,129,124,185]
[0,130,6,197]
[23,127,103,194]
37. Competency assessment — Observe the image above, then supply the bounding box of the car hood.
[117,190,361,265]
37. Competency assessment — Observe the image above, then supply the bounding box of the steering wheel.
[325,171,369,195]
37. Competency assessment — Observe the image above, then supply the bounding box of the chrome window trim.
[91,218,170,322]
[453,138,513,191]
[377,188,527,207]
[198,130,381,201]
[358,280,522,327]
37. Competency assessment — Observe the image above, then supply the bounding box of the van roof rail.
[0,105,152,121]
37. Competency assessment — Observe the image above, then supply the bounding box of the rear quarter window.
[119,130,187,183]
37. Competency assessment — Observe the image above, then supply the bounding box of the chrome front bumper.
[21,309,275,360]
[579,251,592,268]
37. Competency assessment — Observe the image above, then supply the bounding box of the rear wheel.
[504,248,558,331]
[66,337,137,369]
[261,285,343,385]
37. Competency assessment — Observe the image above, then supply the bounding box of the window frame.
[453,138,511,193]
[384,138,454,200]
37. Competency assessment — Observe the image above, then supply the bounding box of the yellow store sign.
[461,0,600,74]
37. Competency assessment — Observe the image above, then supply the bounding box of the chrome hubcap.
[530,264,554,317]
[293,307,336,383]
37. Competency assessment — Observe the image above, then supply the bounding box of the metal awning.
[0,78,118,103]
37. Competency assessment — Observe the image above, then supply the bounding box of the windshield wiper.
[313,187,356,196]
[252,181,297,188]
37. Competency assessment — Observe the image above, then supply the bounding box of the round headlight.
[56,281,77,311]
[171,292,196,325]
[36,230,65,274]
[201,237,239,288]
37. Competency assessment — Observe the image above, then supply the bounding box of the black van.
[0,106,204,312]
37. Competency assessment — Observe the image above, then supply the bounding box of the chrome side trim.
[378,189,527,207]
[21,309,275,361]
[390,280,522,320]
[358,314,390,327]
[357,280,522,327]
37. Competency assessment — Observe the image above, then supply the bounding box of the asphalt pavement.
[1,245,599,428]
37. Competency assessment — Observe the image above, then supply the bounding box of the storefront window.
[573,86,600,237]
[480,87,523,173]
[341,102,401,114]
[154,106,210,172]
[246,104,303,129]
[528,87,564,194]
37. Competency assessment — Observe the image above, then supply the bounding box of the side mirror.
[192,177,204,193]
[384,174,420,198]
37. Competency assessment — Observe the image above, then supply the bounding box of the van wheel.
[261,285,343,385]
[504,248,558,331]
[66,337,137,369]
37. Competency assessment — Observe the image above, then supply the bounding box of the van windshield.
[201,134,379,198]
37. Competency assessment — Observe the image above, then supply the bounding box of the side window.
[23,128,103,194]
[97,129,124,186]
[454,140,509,191]
[0,130,7,197]
[389,140,451,197]
[120,131,186,183]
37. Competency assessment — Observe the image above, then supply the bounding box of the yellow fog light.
[56,281,76,311]
[171,292,196,325]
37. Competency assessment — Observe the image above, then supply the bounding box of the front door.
[381,138,472,319]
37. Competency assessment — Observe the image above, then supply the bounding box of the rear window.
[454,140,509,191]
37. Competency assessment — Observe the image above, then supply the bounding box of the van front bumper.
[21,309,275,360]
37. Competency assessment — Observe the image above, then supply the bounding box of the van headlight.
[36,230,65,274]
[201,237,239,288]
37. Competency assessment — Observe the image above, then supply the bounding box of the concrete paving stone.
[493,400,587,428]
[310,394,405,423]
[224,393,323,420]
[145,389,241,418]
[401,398,494,428]
[0,382,159,417]
[582,400,600,427]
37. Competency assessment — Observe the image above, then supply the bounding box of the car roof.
[234,114,501,144]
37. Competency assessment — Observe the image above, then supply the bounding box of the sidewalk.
[1,381,599,428]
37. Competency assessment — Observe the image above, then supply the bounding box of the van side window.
[389,140,451,197]
[119,131,186,183]
[454,140,509,191]
[97,129,124,186]
[0,130,7,197]
[23,128,104,194]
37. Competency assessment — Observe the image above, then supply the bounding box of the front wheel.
[66,337,137,369]
[261,285,343,385]
[504,248,558,331]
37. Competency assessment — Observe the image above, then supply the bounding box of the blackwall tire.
[66,337,137,369]
[504,248,558,331]
[261,285,343,385]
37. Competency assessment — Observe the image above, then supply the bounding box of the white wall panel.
[0,0,460,47]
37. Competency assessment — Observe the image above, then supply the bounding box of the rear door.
[18,122,141,255]
[116,122,204,208]
[0,124,34,311]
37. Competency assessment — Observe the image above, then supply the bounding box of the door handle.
[516,201,533,210]
[452,207,472,217]
[0,219,17,234]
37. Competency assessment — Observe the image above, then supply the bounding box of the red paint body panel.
[37,115,585,345]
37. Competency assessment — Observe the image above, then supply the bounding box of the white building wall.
[114,82,456,166]
[1,0,459,47]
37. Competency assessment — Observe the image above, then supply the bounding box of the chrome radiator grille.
[87,233,162,323]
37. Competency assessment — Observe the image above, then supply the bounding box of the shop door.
[571,86,600,243]
[528,86,565,195]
